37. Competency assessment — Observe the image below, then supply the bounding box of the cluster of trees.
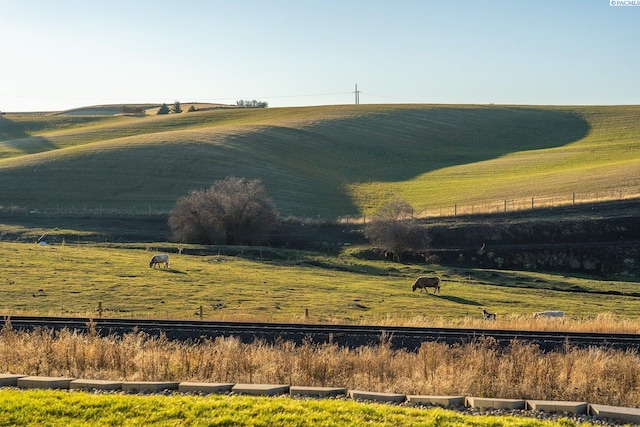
[236,100,268,108]
[169,178,430,262]
[155,100,268,115]
[157,101,183,115]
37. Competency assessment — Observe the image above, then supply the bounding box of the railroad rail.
[1,315,639,352]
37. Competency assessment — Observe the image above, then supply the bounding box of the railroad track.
[1,315,639,352]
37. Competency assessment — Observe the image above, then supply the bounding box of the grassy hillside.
[0,104,638,218]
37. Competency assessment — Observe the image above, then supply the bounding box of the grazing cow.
[533,311,564,318]
[412,276,441,294]
[482,309,497,320]
[149,254,169,268]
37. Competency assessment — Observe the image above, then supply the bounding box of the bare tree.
[364,196,430,261]
[169,177,278,245]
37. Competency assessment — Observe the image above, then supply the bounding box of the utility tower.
[354,84,360,105]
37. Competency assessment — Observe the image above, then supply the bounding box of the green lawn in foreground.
[1,242,637,322]
[0,389,591,427]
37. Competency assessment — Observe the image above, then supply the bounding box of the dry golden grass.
[370,312,640,334]
[1,322,638,408]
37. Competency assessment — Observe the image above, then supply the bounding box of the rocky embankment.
[426,200,640,277]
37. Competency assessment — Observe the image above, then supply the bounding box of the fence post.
[572,192,575,205]
[199,305,203,320]
[454,204,457,216]
[305,308,309,319]
[98,302,103,318]
[531,197,534,209]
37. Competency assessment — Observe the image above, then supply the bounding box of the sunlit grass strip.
[0,388,595,427]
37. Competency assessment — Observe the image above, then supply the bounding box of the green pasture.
[0,389,586,427]
[0,104,638,218]
[1,242,637,321]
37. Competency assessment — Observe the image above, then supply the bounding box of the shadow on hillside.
[313,106,592,182]
[206,106,592,215]
[0,106,592,218]
[0,115,58,156]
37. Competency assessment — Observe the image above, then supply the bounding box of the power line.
[2,88,427,109]
[360,91,423,103]
[1,91,353,103]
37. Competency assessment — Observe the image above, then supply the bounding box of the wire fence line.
[341,189,640,224]
[417,189,640,219]
[2,189,639,224]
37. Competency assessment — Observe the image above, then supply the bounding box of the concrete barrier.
[178,382,234,394]
[466,397,525,410]
[122,381,180,393]
[290,386,347,398]
[70,379,123,391]
[0,374,27,387]
[526,399,587,415]
[589,403,640,424]
[231,383,290,396]
[348,390,406,403]
[407,395,465,408]
[17,376,75,390]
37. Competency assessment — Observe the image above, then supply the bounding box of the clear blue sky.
[1,0,638,112]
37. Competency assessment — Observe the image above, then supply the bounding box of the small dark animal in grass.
[149,254,169,268]
[412,276,441,294]
[482,309,497,320]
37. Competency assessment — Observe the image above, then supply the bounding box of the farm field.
[1,242,638,327]
[0,389,585,427]
[1,104,639,218]
[1,103,639,425]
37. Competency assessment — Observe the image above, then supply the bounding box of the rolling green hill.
[0,104,638,218]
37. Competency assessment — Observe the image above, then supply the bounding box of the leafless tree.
[364,196,430,261]
[169,177,278,245]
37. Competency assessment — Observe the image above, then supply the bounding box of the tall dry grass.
[371,313,640,334]
[1,322,638,408]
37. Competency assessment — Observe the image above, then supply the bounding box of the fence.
[340,188,640,223]
[419,189,640,219]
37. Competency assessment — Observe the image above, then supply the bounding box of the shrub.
[168,177,278,245]
[364,196,431,261]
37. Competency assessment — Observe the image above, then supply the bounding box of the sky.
[1,0,639,112]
